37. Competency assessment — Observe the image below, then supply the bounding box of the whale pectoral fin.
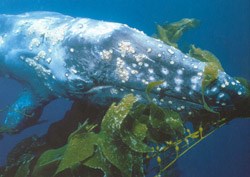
[0,90,52,133]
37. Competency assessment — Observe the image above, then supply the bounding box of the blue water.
[0,0,249,176]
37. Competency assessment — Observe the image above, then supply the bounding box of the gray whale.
[0,12,249,132]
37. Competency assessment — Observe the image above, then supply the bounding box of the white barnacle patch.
[237,91,242,95]
[118,41,135,56]
[167,48,175,55]
[26,19,51,35]
[161,68,169,75]
[116,57,129,82]
[131,69,138,75]
[46,57,52,64]
[100,49,113,60]
[134,53,147,62]
[70,48,75,53]
[157,53,162,57]
[29,38,40,50]
[34,50,46,60]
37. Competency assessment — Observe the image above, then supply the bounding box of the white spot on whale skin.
[70,48,75,53]
[46,58,52,64]
[167,49,174,55]
[175,86,181,92]
[218,93,225,98]
[147,48,152,53]
[161,68,169,75]
[177,69,183,75]
[148,68,154,74]
[174,77,183,85]
[221,84,226,88]
[170,60,175,65]
[157,53,162,57]
[191,76,200,84]
[144,63,149,67]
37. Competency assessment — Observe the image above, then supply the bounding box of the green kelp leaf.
[189,45,224,71]
[121,120,152,153]
[235,77,250,95]
[101,94,137,134]
[32,146,66,177]
[131,153,145,177]
[148,105,184,141]
[164,109,185,137]
[149,103,167,129]
[146,81,164,101]
[99,94,139,176]
[56,132,99,174]
[202,62,220,113]
[100,136,134,177]
[156,18,200,48]
[14,161,31,177]
[84,146,120,177]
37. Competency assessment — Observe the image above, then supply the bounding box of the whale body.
[0,12,249,132]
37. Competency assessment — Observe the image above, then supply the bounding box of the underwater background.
[0,0,249,177]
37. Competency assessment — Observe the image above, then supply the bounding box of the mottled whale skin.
[0,12,248,132]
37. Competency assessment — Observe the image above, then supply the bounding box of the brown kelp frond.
[155,18,200,48]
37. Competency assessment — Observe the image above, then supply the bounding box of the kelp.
[155,18,200,48]
[1,91,229,177]
[189,45,224,71]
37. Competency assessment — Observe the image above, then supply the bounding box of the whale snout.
[204,72,250,118]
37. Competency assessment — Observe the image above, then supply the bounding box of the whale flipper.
[1,90,51,132]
